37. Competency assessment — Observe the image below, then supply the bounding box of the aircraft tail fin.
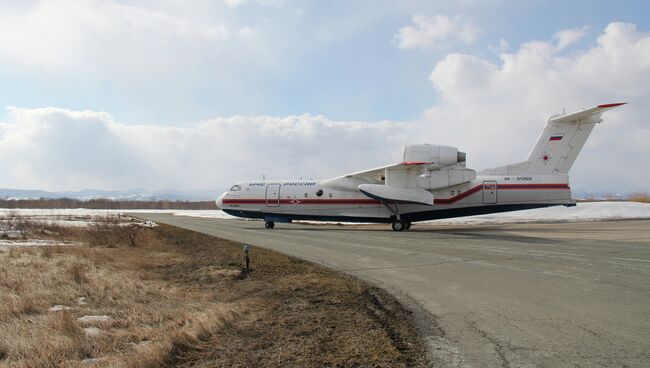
[524,103,625,175]
[482,103,625,175]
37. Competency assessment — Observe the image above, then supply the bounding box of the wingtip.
[597,102,627,108]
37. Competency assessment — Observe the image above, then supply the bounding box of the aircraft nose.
[215,193,225,210]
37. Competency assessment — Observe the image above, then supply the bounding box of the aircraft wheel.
[264,221,275,229]
[404,221,412,230]
[391,220,405,232]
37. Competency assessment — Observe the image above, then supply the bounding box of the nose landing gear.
[264,221,275,229]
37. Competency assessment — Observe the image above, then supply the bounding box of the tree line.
[0,198,217,210]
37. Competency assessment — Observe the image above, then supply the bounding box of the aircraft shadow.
[238,224,559,244]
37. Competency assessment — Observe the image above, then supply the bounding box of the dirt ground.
[0,221,429,367]
[154,224,429,367]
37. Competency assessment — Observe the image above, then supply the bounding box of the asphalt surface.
[130,214,650,368]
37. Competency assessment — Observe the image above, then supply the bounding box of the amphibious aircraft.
[216,103,625,231]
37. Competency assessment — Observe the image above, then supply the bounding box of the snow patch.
[0,239,79,250]
[83,327,101,337]
[0,208,175,227]
[2,202,648,227]
[164,202,650,225]
[427,202,650,225]
[49,305,72,312]
[78,315,111,323]
[82,357,104,364]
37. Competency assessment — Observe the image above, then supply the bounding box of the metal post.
[243,244,250,272]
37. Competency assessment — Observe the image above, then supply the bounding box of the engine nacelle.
[403,144,466,166]
[417,168,476,190]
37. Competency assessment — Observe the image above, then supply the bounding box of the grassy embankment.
[0,215,427,367]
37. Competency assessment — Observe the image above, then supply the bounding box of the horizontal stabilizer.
[549,103,625,124]
[358,184,433,206]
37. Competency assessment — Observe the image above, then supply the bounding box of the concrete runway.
[131,214,650,367]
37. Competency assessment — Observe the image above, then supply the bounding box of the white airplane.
[216,103,625,231]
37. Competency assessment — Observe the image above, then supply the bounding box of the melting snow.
[0,239,79,250]
[49,305,72,312]
[166,201,650,225]
[83,327,101,337]
[1,202,648,227]
[428,201,650,225]
[78,315,111,323]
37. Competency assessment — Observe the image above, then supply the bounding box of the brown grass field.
[0,218,428,367]
[625,193,650,203]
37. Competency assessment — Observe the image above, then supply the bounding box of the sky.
[0,0,649,194]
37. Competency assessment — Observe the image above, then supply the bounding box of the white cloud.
[394,14,480,49]
[224,0,285,8]
[0,107,409,191]
[488,38,510,54]
[426,22,650,192]
[225,0,246,7]
[554,26,589,51]
[1,22,649,194]
[0,0,254,75]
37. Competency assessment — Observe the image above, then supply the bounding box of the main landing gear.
[391,220,412,232]
[264,221,275,229]
[381,201,412,231]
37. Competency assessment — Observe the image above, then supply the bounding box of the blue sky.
[0,0,649,193]
[1,0,648,124]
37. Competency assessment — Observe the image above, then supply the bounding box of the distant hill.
[0,188,220,201]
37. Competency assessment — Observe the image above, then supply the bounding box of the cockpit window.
[230,184,241,192]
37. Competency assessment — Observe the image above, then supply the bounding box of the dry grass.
[626,192,650,203]
[153,225,428,367]
[84,216,142,248]
[577,192,650,203]
[0,219,428,367]
[0,225,240,368]
[0,211,71,240]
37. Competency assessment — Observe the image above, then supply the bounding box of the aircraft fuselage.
[217,174,572,224]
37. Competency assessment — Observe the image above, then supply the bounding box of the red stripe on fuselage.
[433,184,483,204]
[222,198,380,205]
[497,184,568,189]
[222,183,570,206]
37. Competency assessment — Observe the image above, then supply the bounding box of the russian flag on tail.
[549,135,563,141]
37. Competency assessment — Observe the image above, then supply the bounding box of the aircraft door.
[265,184,281,207]
[482,181,497,204]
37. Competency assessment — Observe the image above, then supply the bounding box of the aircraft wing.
[322,161,439,192]
[342,161,437,181]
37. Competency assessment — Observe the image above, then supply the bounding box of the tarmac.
[129,214,650,368]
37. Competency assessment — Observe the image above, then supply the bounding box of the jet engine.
[402,144,466,166]
[324,144,475,204]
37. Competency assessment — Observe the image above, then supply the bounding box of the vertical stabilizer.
[482,103,625,175]
[524,103,625,174]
